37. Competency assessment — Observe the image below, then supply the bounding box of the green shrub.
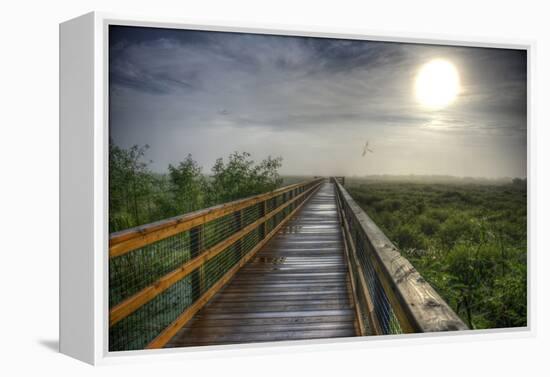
[425,208,450,223]
[394,224,425,250]
[438,215,479,249]
[418,216,440,236]
[377,210,399,231]
[380,198,402,212]
[485,265,527,328]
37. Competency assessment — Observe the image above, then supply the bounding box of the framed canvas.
[59,11,533,365]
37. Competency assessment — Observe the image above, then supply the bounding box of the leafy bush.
[109,141,283,233]
[348,179,527,330]
[425,208,450,223]
[418,216,440,236]
[394,224,425,250]
[377,210,399,231]
[168,154,208,214]
[485,265,527,328]
[438,214,479,249]
[374,198,402,212]
[209,152,283,203]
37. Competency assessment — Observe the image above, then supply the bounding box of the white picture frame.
[59,11,535,365]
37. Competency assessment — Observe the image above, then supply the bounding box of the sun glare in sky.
[415,59,461,109]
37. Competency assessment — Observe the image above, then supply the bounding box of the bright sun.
[415,59,460,109]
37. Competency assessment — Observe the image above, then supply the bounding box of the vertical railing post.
[234,209,243,259]
[190,225,204,302]
[260,200,267,240]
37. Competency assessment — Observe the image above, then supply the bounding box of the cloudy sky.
[109,26,527,178]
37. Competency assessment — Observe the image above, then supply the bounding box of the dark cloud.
[109,25,527,178]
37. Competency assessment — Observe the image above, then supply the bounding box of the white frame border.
[63,11,536,365]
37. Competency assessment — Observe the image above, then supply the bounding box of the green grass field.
[346,177,527,330]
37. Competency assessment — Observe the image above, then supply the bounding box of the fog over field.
[109,26,527,178]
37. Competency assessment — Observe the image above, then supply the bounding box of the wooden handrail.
[333,179,468,333]
[110,178,323,258]
[109,182,321,326]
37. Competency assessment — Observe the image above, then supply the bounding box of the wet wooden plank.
[165,182,358,348]
[186,309,355,320]
[181,321,354,335]
[169,328,357,346]
[214,293,351,302]
[187,314,355,327]
[200,304,352,313]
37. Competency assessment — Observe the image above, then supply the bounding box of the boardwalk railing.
[333,178,468,335]
[109,178,324,351]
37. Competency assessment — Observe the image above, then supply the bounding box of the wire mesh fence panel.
[109,231,192,307]
[110,274,193,351]
[352,264,372,335]
[336,185,403,336]
[202,212,242,250]
[353,225,402,334]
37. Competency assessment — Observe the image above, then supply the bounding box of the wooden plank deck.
[165,182,358,347]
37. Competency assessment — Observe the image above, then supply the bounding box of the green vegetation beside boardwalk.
[109,141,284,233]
[346,177,527,330]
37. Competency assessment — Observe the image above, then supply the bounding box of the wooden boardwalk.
[166,182,358,347]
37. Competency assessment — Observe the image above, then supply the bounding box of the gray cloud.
[109,26,527,178]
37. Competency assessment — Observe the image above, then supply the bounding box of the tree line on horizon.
[109,140,283,233]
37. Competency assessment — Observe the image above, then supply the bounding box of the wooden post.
[233,210,243,259]
[260,200,267,240]
[189,225,204,302]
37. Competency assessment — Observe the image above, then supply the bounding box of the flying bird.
[362,141,374,156]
